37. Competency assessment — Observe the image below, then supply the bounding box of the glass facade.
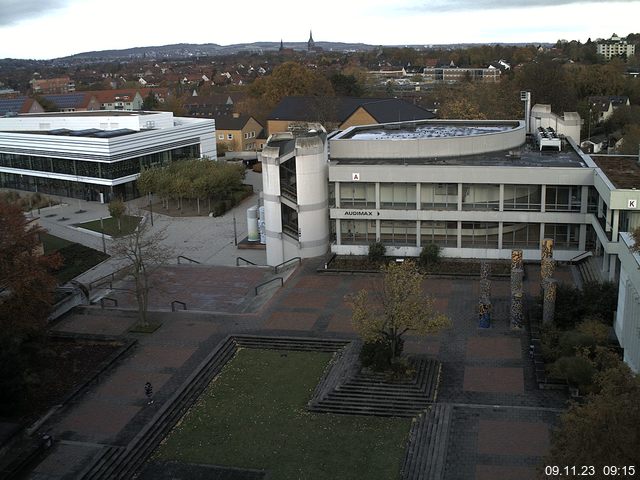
[380,183,416,210]
[461,222,499,248]
[545,185,581,212]
[340,182,375,208]
[503,185,542,211]
[462,184,500,211]
[502,223,540,249]
[421,183,458,210]
[420,221,457,247]
[380,220,416,246]
[545,223,580,248]
[341,219,376,245]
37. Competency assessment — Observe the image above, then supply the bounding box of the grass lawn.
[75,215,141,237]
[41,233,109,284]
[155,349,411,479]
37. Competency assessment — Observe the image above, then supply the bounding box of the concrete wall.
[339,108,377,130]
[614,233,640,373]
[530,104,581,142]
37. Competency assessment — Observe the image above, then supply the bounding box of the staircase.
[577,256,603,284]
[400,403,453,480]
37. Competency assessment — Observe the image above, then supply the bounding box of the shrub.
[557,330,600,358]
[419,243,441,269]
[368,241,386,263]
[581,281,618,325]
[575,318,610,344]
[549,355,596,391]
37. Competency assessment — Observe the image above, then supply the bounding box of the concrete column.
[499,184,504,212]
[457,220,462,249]
[498,222,503,250]
[580,185,589,214]
[612,210,620,240]
[335,182,341,208]
[336,219,341,245]
[602,252,608,273]
[416,220,421,248]
[609,254,617,282]
[416,183,421,211]
[539,223,545,248]
[606,206,612,232]
[579,224,587,251]
[457,183,463,211]
[540,184,546,213]
[376,219,380,242]
[598,196,603,218]
[375,183,380,210]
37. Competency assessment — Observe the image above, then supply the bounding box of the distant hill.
[60,42,379,61]
[58,41,550,61]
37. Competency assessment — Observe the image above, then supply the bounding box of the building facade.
[597,34,636,60]
[0,111,216,202]
[260,117,640,372]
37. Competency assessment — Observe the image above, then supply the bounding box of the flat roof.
[592,155,640,189]
[331,141,586,168]
[344,123,516,141]
[14,110,154,117]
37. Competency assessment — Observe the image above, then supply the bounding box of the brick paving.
[29,261,575,479]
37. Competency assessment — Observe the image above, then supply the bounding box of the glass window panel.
[420,220,457,247]
[341,219,376,245]
[462,184,500,211]
[461,222,499,248]
[503,185,542,211]
[502,223,540,249]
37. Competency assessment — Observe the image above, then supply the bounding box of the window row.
[0,145,199,180]
[336,182,585,212]
[339,220,580,249]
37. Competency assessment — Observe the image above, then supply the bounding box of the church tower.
[279,39,284,51]
[308,30,315,51]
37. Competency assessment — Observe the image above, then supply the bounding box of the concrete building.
[259,115,640,372]
[0,110,215,202]
[597,34,636,60]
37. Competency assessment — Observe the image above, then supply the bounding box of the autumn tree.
[108,198,126,232]
[0,200,61,412]
[541,362,640,475]
[111,217,173,327]
[349,260,450,366]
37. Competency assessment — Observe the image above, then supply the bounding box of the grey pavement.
[20,171,267,286]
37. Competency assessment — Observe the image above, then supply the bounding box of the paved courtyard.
[27,258,574,479]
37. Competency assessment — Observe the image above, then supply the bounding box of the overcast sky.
[0,0,639,59]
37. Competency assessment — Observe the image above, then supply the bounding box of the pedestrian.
[144,381,153,404]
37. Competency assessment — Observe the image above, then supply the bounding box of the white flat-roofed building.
[0,110,216,202]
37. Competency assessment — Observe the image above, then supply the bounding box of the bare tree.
[111,215,173,327]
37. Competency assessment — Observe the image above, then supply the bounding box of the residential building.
[588,95,631,123]
[421,66,501,83]
[597,34,636,60]
[259,113,640,373]
[0,111,216,202]
[31,76,75,94]
[0,97,44,116]
[267,96,435,136]
[93,89,144,111]
[41,93,101,112]
[215,114,263,152]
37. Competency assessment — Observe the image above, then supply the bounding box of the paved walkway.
[25,259,575,480]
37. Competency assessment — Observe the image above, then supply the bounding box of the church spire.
[279,39,284,51]
[308,30,315,51]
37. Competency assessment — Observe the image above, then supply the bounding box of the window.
[461,222,499,248]
[545,186,581,212]
[244,133,249,139]
[544,224,579,249]
[380,221,417,246]
[420,221,457,247]
[341,220,376,245]
[218,134,224,140]
[503,185,542,211]
[421,183,457,210]
[462,184,500,211]
[227,133,233,140]
[340,182,375,208]
[380,183,416,210]
[502,223,540,249]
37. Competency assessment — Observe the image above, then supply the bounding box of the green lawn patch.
[41,233,109,284]
[155,349,410,480]
[75,215,141,237]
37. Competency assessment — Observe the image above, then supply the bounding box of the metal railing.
[236,256,258,266]
[171,300,187,311]
[100,297,118,308]
[89,265,131,291]
[569,251,593,264]
[177,255,200,265]
[273,257,301,274]
[254,277,283,295]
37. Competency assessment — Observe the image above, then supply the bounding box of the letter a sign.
[629,199,637,209]
[352,173,360,181]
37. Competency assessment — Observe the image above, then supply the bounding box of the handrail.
[100,297,118,308]
[254,277,283,295]
[171,300,187,311]
[569,251,593,264]
[273,256,301,274]
[236,256,258,266]
[89,265,131,291]
[177,255,200,265]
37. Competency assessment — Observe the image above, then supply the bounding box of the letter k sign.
[629,199,637,209]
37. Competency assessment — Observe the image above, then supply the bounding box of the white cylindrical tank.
[247,206,259,242]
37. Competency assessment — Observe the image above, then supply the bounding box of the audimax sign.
[344,210,380,216]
